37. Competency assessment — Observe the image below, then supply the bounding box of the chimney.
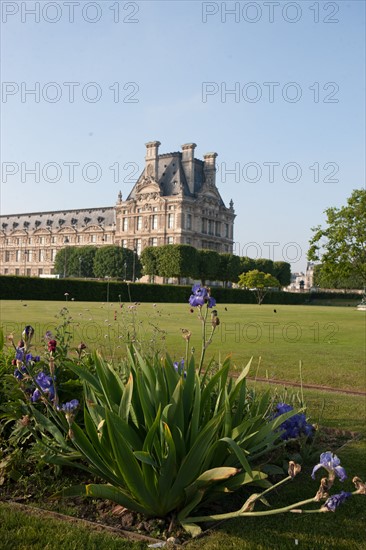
[203,152,218,187]
[181,143,196,194]
[145,141,161,180]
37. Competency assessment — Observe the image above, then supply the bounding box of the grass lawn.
[1,300,365,391]
[1,388,365,549]
[0,502,147,550]
[1,300,365,548]
[2,435,365,550]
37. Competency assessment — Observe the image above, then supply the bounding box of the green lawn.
[1,300,365,391]
[1,300,365,548]
[0,503,147,550]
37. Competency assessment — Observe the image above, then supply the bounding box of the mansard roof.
[0,206,116,234]
[126,149,224,206]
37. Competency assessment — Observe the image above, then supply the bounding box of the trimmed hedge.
[0,276,361,305]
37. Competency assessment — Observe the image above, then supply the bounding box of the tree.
[313,263,364,290]
[140,246,159,282]
[254,258,274,275]
[238,270,280,305]
[239,256,256,275]
[54,246,98,278]
[156,245,198,283]
[74,246,97,277]
[218,254,241,286]
[93,246,141,280]
[196,249,220,285]
[273,261,291,287]
[308,189,366,288]
[54,246,75,278]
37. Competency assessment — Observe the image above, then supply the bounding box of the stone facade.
[0,142,235,277]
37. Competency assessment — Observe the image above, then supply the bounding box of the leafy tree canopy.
[197,249,220,285]
[156,245,198,282]
[140,246,159,277]
[238,269,280,304]
[239,256,256,274]
[218,253,242,285]
[255,258,274,275]
[273,261,291,287]
[308,189,366,288]
[93,246,141,280]
[75,246,98,277]
[313,263,364,290]
[54,246,97,278]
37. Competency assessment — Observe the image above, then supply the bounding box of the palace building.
[0,141,235,277]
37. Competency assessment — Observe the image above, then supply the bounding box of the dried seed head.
[180,328,192,341]
[288,461,301,479]
[314,477,330,501]
[353,477,366,494]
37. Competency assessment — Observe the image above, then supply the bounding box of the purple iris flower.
[36,371,53,389]
[303,423,314,437]
[32,371,55,401]
[31,388,41,402]
[272,403,314,441]
[189,285,216,308]
[14,369,24,380]
[189,286,208,307]
[61,399,79,413]
[15,348,24,361]
[22,325,34,343]
[276,403,293,414]
[173,359,186,377]
[312,451,347,482]
[323,491,352,512]
[25,353,40,363]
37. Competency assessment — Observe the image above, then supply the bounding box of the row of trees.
[54,243,291,287]
[54,246,142,279]
[140,245,291,286]
[52,189,365,291]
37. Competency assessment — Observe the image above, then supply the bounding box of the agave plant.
[34,348,297,528]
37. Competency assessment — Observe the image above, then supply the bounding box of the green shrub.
[38,351,297,525]
[0,276,361,304]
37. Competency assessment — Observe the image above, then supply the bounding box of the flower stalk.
[188,285,218,375]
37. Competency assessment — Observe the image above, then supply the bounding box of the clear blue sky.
[1,0,365,272]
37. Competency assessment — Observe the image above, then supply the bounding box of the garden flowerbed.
[1,301,365,548]
[0,426,360,547]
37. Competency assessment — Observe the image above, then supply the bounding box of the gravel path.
[247,377,366,397]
